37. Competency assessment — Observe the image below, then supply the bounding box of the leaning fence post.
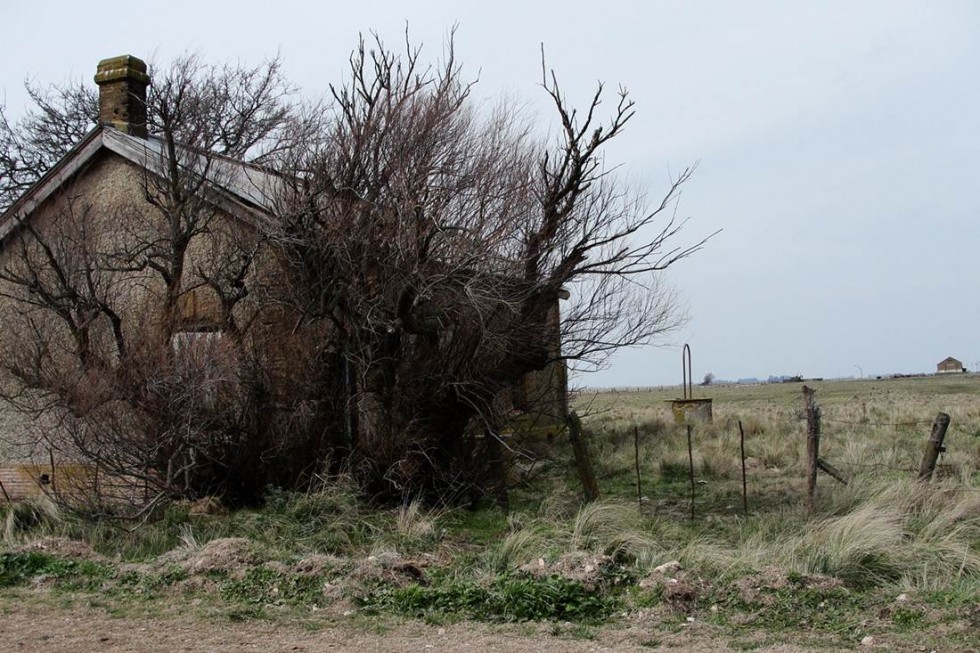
[802,385,821,516]
[917,412,951,482]
[567,411,600,503]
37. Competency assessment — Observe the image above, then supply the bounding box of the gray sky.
[2,1,977,386]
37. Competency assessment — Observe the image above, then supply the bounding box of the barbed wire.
[821,418,933,427]
[831,460,917,473]
[792,416,932,427]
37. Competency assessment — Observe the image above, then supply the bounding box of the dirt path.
[0,598,820,653]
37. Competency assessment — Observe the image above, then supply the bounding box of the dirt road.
[0,598,818,653]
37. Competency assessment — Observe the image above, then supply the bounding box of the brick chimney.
[94,55,149,137]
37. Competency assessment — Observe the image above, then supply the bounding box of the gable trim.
[0,128,106,243]
[0,127,279,248]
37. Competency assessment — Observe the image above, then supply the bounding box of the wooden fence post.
[816,459,848,485]
[567,411,600,503]
[738,420,748,517]
[803,385,821,516]
[633,425,643,509]
[918,412,951,482]
[485,427,510,510]
[687,424,696,521]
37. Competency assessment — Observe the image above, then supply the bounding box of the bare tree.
[0,82,98,211]
[267,34,711,503]
[0,36,709,510]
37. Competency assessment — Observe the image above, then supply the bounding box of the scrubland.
[1,375,978,651]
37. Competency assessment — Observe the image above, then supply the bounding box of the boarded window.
[176,287,222,331]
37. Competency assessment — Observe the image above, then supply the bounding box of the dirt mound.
[519,552,617,590]
[662,575,700,607]
[346,552,429,589]
[638,562,707,610]
[157,537,256,576]
[14,537,100,560]
[733,567,843,605]
[293,553,346,576]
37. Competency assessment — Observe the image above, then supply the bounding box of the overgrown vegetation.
[1,375,978,649]
[0,35,708,510]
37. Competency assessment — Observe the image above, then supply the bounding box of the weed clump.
[220,564,327,607]
[360,573,616,623]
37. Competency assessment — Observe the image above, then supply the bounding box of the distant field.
[576,373,980,446]
[579,372,980,410]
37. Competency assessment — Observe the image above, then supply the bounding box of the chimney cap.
[94,55,149,86]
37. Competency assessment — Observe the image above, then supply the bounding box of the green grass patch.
[360,573,617,623]
[889,606,927,630]
[110,564,190,600]
[711,584,869,640]
[220,565,326,607]
[0,551,111,590]
[442,508,508,545]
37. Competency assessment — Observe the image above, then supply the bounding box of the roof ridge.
[0,126,284,247]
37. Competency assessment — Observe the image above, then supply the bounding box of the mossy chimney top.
[94,55,149,137]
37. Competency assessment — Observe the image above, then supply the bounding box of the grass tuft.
[3,495,62,542]
[571,500,654,561]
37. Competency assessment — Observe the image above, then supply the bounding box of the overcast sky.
[2,1,977,387]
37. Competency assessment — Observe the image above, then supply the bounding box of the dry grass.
[501,474,980,596]
[570,499,655,559]
[396,500,439,540]
[3,494,62,542]
[554,375,980,593]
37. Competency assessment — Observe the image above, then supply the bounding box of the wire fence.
[618,389,955,520]
[808,415,940,474]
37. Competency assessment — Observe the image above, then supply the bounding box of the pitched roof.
[0,126,283,244]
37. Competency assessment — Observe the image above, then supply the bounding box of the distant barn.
[936,356,966,374]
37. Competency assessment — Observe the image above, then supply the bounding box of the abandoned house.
[936,356,966,374]
[0,55,567,502]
